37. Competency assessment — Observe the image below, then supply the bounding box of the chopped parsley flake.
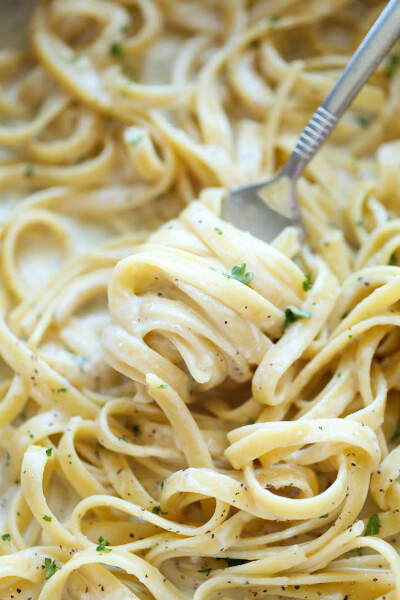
[245,417,254,424]
[96,536,112,553]
[161,480,165,488]
[29,434,34,439]
[340,311,348,320]
[129,135,144,146]
[355,219,365,227]
[158,384,168,389]
[109,42,123,57]
[389,252,397,266]
[391,422,400,441]
[269,15,282,23]
[385,53,400,78]
[216,557,249,567]
[214,227,223,235]
[226,263,254,285]
[152,505,168,515]
[118,436,128,442]
[364,513,381,536]
[1,533,10,541]
[284,306,311,331]
[319,513,329,519]
[46,448,53,456]
[302,272,313,291]
[44,557,60,580]
[198,568,212,576]
[24,166,35,178]
[132,424,140,435]
[56,388,67,393]
[43,515,52,522]
[356,114,370,128]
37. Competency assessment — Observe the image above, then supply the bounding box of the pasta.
[1,0,400,598]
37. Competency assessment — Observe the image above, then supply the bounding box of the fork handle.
[286,0,400,175]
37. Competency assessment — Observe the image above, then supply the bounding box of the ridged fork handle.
[286,0,400,180]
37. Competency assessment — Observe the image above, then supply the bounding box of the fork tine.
[223,186,300,244]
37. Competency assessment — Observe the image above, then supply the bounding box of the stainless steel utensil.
[223,0,400,242]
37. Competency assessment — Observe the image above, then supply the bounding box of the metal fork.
[223,0,400,242]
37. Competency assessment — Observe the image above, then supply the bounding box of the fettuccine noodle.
[1,0,400,599]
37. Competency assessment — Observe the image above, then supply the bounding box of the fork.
[223,0,400,243]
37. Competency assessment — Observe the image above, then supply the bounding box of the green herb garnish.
[46,448,53,456]
[356,114,370,128]
[1,533,10,541]
[214,227,223,235]
[284,306,311,331]
[302,272,313,291]
[391,422,400,441]
[198,567,212,576]
[385,53,400,78]
[56,388,67,393]
[24,166,35,178]
[96,536,112,553]
[43,515,52,522]
[269,15,282,23]
[158,384,168,389]
[152,505,168,515]
[364,513,381,536]
[389,252,397,266]
[109,42,123,57]
[226,263,254,285]
[132,424,140,435]
[319,513,329,519]
[44,557,60,580]
[216,557,249,567]
[355,219,365,227]
[245,417,254,424]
